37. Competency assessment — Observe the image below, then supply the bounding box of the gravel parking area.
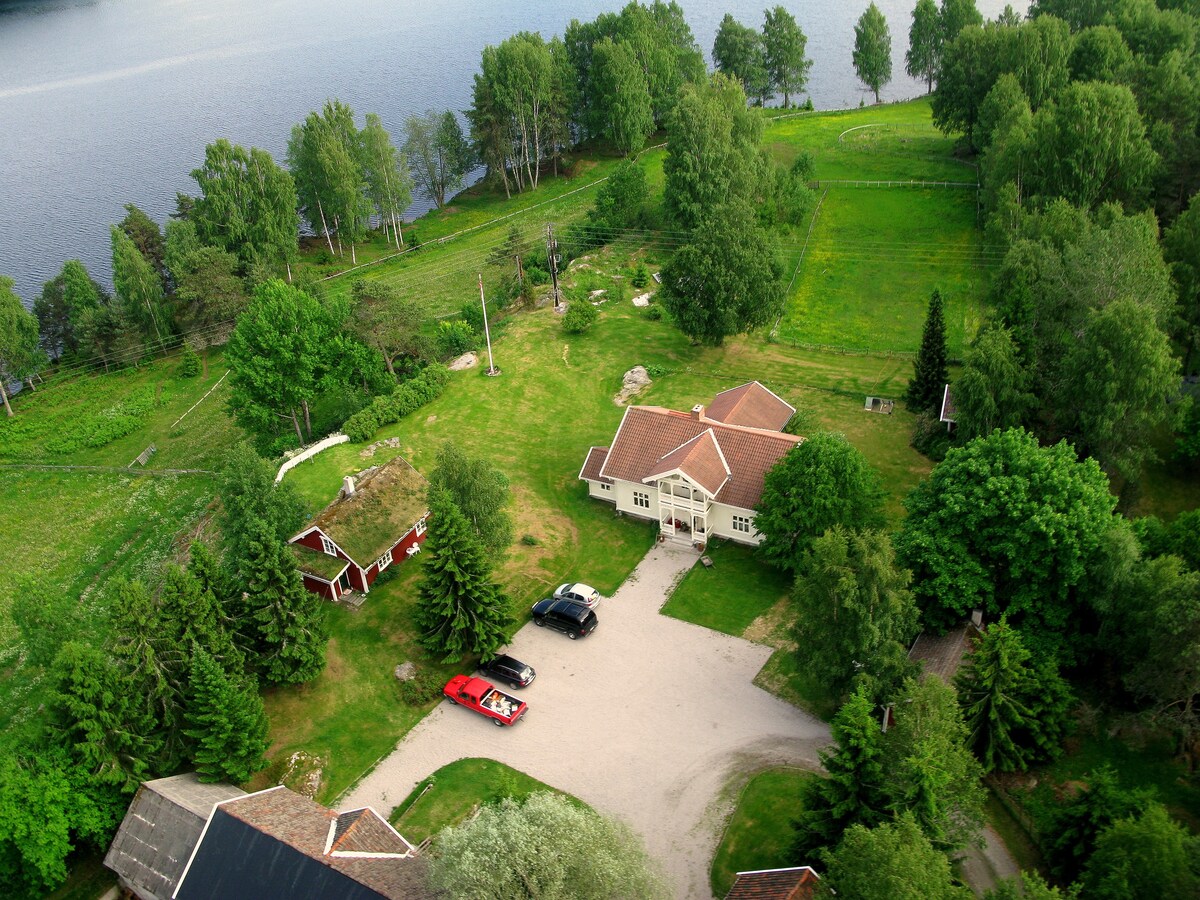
[342,544,831,899]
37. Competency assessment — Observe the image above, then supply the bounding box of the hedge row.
[342,364,451,443]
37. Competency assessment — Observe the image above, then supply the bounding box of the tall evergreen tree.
[239,517,328,685]
[414,486,512,662]
[49,641,161,792]
[218,441,307,571]
[159,563,244,677]
[1044,765,1154,884]
[184,647,269,784]
[905,289,949,413]
[792,683,887,857]
[955,619,1072,772]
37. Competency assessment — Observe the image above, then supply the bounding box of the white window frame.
[415,517,427,537]
[377,548,393,571]
[599,482,612,492]
[732,515,752,534]
[320,534,338,556]
[633,490,650,509]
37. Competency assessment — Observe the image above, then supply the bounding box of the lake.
[0,0,1025,304]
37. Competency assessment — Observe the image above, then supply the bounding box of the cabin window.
[415,517,427,536]
[599,482,612,492]
[633,491,650,509]
[732,515,752,534]
[377,548,393,571]
[320,535,337,556]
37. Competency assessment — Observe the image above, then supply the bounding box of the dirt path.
[960,823,1021,895]
[342,544,831,899]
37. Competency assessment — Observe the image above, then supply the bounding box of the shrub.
[435,320,477,358]
[562,300,599,335]
[520,534,540,546]
[631,264,649,288]
[341,364,450,443]
[178,347,201,377]
[524,264,549,286]
[398,672,444,706]
[644,304,663,321]
[459,301,485,335]
[910,411,952,461]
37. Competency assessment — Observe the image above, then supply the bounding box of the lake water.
[0,0,1025,304]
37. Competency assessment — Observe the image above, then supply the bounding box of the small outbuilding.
[939,384,957,431]
[725,865,820,899]
[288,454,429,600]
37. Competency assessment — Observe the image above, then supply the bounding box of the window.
[320,535,337,556]
[633,491,650,509]
[732,515,752,534]
[599,482,612,492]
[415,517,427,536]
[377,548,393,571]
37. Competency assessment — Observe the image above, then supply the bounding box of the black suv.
[531,598,598,640]
[480,654,536,689]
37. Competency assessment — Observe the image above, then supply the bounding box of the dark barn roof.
[174,786,429,900]
[104,773,245,900]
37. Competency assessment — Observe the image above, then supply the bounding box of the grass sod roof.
[291,543,350,582]
[306,456,429,566]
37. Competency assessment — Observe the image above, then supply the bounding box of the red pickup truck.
[444,675,528,727]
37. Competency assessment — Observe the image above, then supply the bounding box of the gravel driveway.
[342,544,831,899]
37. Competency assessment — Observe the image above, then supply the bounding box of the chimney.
[691,404,704,421]
[342,476,356,499]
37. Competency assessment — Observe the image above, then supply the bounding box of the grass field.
[710,767,814,897]
[764,100,993,355]
[387,758,575,844]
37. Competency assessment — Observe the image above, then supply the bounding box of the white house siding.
[585,477,763,546]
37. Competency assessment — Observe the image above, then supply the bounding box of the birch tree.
[404,110,474,208]
[0,277,42,416]
[358,113,412,250]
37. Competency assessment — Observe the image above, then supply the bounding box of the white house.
[580,382,803,547]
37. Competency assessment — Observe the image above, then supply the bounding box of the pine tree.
[955,620,1071,773]
[905,289,949,413]
[414,486,512,662]
[109,579,185,770]
[184,646,269,784]
[49,641,161,792]
[240,517,328,685]
[792,683,887,857]
[159,563,245,678]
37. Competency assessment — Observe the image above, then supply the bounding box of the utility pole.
[547,223,561,310]
[478,274,500,376]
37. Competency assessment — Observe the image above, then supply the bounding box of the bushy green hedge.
[342,364,450,443]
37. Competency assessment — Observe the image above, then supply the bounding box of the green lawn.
[777,187,989,355]
[388,758,575,844]
[710,767,814,898]
[663,541,789,636]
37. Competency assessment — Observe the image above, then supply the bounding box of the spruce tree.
[240,517,328,685]
[109,579,185,770]
[414,486,512,662]
[184,646,269,784]
[955,620,1071,773]
[792,683,887,857]
[50,641,161,792]
[905,288,949,413]
[159,563,245,678]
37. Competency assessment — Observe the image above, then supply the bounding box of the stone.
[631,292,653,307]
[394,661,418,682]
[614,365,652,406]
[448,351,478,371]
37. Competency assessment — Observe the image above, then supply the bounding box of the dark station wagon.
[479,654,536,689]
[531,598,598,640]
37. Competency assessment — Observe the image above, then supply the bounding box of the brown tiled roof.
[726,866,819,900]
[909,624,973,683]
[706,382,796,432]
[598,406,802,510]
[579,446,612,483]
[302,455,428,566]
[218,787,425,899]
[644,429,730,497]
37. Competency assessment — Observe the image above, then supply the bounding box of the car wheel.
[492,718,504,727]
[534,618,544,627]
[567,630,578,640]
[447,697,458,705]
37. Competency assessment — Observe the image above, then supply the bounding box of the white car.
[553,582,600,609]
